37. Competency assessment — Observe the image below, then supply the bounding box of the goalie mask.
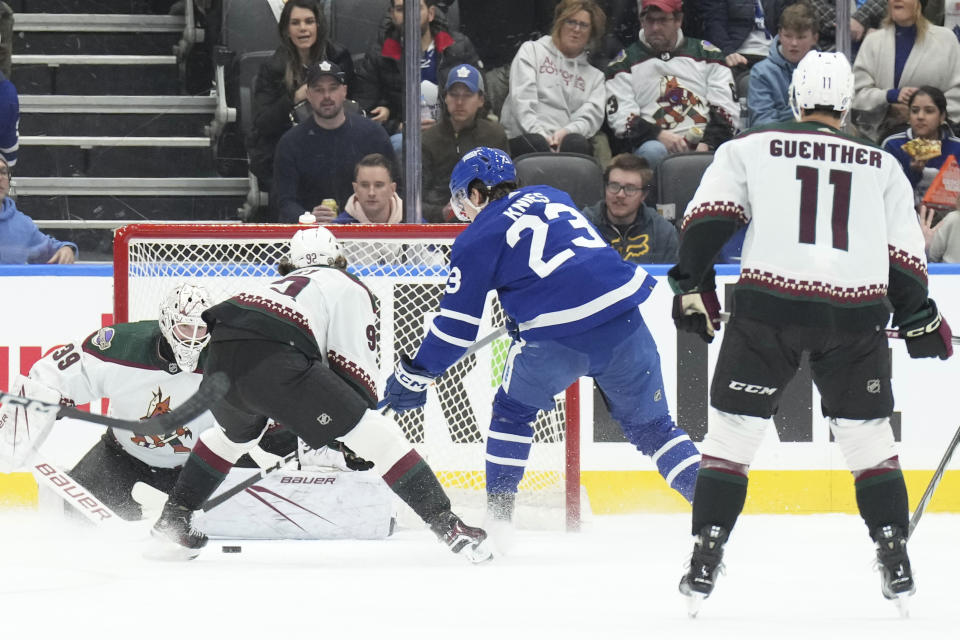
[789,51,854,124]
[449,146,516,221]
[159,283,212,372]
[289,227,344,269]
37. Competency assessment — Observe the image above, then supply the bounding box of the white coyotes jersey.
[683,122,926,297]
[232,266,380,402]
[28,322,215,469]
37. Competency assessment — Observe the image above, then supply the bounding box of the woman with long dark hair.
[882,86,960,194]
[248,0,354,194]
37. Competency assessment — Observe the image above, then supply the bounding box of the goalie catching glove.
[672,290,722,343]
[379,355,436,411]
[900,299,953,360]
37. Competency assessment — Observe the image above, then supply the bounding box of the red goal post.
[114,223,582,530]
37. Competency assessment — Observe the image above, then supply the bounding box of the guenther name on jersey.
[769,139,882,168]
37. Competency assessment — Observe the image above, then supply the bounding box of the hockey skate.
[146,500,208,561]
[430,510,494,564]
[874,524,915,617]
[679,524,729,618]
[484,492,516,555]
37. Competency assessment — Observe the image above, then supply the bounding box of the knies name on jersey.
[501,191,550,220]
[769,139,882,168]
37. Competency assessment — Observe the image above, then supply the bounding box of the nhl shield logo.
[91,327,115,350]
[317,413,332,425]
[866,379,881,394]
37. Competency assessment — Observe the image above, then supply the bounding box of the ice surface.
[1,510,955,639]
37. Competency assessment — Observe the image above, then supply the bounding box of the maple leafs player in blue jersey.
[381,146,700,549]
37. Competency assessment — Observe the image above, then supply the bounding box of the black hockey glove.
[672,290,722,343]
[900,299,954,360]
[333,441,375,471]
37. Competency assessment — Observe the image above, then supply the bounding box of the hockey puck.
[221,545,242,553]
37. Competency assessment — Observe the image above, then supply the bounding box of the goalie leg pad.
[485,390,538,495]
[700,408,769,465]
[830,417,897,471]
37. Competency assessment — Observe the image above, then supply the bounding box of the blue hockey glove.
[901,299,953,360]
[672,290,722,344]
[379,356,435,412]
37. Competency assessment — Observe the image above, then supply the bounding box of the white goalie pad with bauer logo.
[194,468,396,540]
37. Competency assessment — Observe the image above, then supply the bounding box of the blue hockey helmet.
[448,146,516,221]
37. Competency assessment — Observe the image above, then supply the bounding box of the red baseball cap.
[641,0,682,13]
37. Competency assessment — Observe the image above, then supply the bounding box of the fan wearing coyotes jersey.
[668,52,954,615]
[150,227,493,563]
[380,146,701,552]
[0,284,227,520]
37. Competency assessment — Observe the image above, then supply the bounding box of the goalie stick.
[31,460,124,526]
[908,422,960,539]
[200,326,510,512]
[0,371,230,436]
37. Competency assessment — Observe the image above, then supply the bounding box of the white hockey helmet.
[289,226,344,269]
[158,283,212,372]
[789,51,855,123]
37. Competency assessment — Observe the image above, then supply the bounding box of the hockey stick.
[908,422,960,539]
[717,312,960,344]
[0,372,229,436]
[200,326,510,512]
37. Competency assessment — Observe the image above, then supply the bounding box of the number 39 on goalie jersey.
[214,266,381,405]
[414,185,658,374]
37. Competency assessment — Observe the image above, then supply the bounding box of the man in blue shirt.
[380,147,700,549]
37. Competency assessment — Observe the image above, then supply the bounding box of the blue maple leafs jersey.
[413,185,658,374]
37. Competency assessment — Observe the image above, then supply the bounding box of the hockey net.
[114,224,581,530]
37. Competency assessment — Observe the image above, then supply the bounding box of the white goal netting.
[115,224,580,528]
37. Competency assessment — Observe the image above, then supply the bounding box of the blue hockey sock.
[622,415,700,503]
[485,390,539,495]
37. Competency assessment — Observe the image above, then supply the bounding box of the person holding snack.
[882,86,960,194]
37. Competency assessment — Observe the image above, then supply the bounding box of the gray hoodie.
[500,35,605,140]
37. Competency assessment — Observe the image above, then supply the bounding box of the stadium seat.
[655,151,714,227]
[513,152,604,210]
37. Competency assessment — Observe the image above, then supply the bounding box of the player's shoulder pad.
[82,320,158,353]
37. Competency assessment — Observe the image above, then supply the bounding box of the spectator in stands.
[440,1,557,116]
[701,0,779,82]
[921,202,960,263]
[806,0,885,53]
[500,0,607,159]
[882,86,960,195]
[422,63,509,222]
[333,154,404,224]
[353,0,480,147]
[248,0,354,192]
[0,158,76,264]
[272,62,395,225]
[605,0,739,168]
[0,68,17,168]
[582,154,678,263]
[852,0,960,141]
[747,2,819,127]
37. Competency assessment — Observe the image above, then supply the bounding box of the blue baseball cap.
[445,64,484,93]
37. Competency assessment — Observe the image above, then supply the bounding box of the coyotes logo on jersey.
[653,76,708,130]
[129,387,192,453]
